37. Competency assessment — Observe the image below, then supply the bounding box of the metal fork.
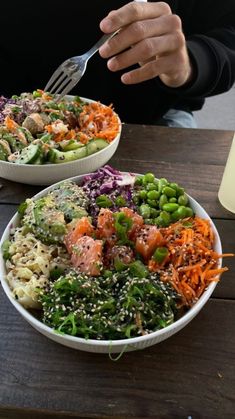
[44,1,146,100]
[44,30,119,101]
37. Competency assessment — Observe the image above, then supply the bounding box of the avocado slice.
[23,196,66,244]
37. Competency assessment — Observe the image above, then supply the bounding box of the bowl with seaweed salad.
[0,166,227,354]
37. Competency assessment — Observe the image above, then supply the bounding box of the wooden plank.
[213,219,235,299]
[0,294,234,419]
[117,125,234,166]
[0,180,42,204]
[0,205,18,233]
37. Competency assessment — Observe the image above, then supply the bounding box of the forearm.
[187,30,235,95]
[157,31,235,98]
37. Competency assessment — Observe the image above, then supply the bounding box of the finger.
[100,1,171,33]
[100,14,182,59]
[107,32,185,72]
[120,52,184,84]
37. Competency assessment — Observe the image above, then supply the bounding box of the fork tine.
[45,27,121,98]
[49,73,69,95]
[53,75,73,96]
[55,77,80,102]
[44,67,65,92]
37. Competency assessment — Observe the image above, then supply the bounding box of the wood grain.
[0,292,234,418]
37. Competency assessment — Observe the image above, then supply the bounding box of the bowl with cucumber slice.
[0,91,122,185]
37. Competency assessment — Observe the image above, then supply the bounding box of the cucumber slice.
[86,140,98,155]
[33,155,44,165]
[0,144,8,161]
[14,144,40,164]
[63,140,84,151]
[47,146,87,164]
[86,139,108,156]
[3,133,24,152]
[93,138,109,150]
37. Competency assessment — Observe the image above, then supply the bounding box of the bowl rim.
[0,171,221,348]
[0,96,122,168]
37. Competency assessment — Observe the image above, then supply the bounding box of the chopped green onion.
[115,195,127,207]
[96,194,113,208]
[114,212,133,245]
[18,201,28,216]
[129,260,148,278]
[33,90,42,98]
[1,240,11,260]
[153,247,169,264]
[114,257,127,272]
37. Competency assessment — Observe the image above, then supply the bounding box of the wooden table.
[0,125,235,419]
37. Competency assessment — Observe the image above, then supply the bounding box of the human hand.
[99,1,193,87]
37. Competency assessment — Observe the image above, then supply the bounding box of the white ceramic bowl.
[0,97,121,185]
[0,173,222,354]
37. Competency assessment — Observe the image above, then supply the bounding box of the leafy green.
[39,270,180,340]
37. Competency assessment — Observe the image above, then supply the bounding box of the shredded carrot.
[5,115,19,131]
[78,102,120,142]
[4,116,28,145]
[45,124,53,133]
[148,216,234,306]
[44,101,119,145]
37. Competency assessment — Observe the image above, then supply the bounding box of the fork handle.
[76,0,147,61]
[81,30,119,61]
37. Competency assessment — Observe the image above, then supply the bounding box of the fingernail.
[100,18,113,32]
[99,43,110,57]
[107,57,117,71]
[121,74,130,84]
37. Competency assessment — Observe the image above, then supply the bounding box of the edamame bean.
[139,204,151,218]
[171,206,187,221]
[162,186,177,198]
[139,190,148,200]
[147,190,160,200]
[177,187,185,196]
[154,179,159,188]
[178,193,189,206]
[159,194,168,209]
[162,203,179,212]
[160,211,171,226]
[154,216,165,227]
[158,178,168,192]
[146,182,158,191]
[184,207,194,217]
[143,173,155,184]
[170,182,179,191]
[150,208,160,218]
[147,199,158,208]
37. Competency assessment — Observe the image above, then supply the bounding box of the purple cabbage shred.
[82,165,137,222]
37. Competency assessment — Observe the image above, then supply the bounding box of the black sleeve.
[155,2,235,99]
[186,28,235,97]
